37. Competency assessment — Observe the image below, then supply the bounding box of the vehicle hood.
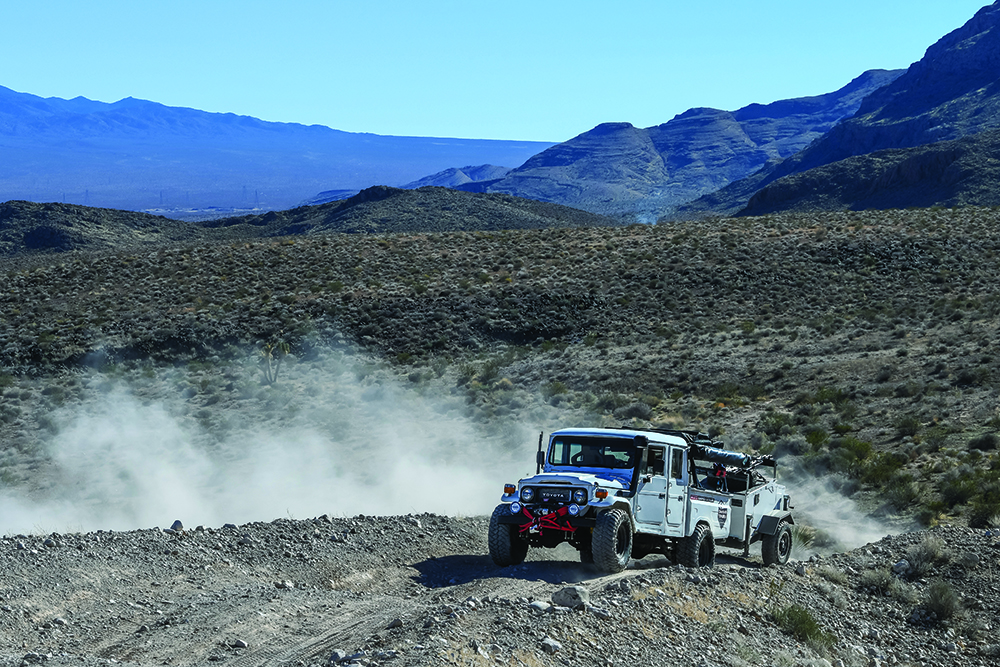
[520,470,631,489]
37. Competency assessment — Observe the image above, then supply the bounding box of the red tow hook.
[517,506,576,535]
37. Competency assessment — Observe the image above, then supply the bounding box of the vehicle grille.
[537,487,572,503]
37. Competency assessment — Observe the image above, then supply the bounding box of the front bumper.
[495,505,596,532]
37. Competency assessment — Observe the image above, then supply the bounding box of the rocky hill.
[741,128,1000,215]
[457,70,901,221]
[681,1,1000,217]
[0,85,552,213]
[0,187,616,258]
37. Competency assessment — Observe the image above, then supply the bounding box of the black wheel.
[488,504,528,567]
[762,521,792,566]
[592,508,632,573]
[679,523,715,568]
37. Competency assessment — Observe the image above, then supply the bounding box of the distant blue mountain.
[0,86,553,213]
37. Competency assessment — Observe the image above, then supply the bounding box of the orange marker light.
[595,489,609,500]
[504,484,517,495]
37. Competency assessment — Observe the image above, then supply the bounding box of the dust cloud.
[784,475,902,555]
[0,348,557,535]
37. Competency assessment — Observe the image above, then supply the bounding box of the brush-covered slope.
[459,70,901,220]
[2,207,1000,537]
[682,1,1000,217]
[215,185,618,236]
[0,187,617,258]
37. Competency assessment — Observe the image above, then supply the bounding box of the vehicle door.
[665,446,688,533]
[635,446,667,529]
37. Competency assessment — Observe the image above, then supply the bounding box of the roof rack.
[606,425,721,447]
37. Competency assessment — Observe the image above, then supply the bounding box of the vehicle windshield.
[548,436,636,469]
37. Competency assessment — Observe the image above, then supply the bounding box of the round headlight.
[520,487,534,502]
[567,504,580,516]
[510,502,521,514]
[572,489,587,504]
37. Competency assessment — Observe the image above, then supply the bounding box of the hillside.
[0,188,616,258]
[0,85,552,213]
[1,206,999,666]
[741,128,1000,215]
[1,207,998,531]
[216,185,617,236]
[458,70,902,220]
[681,0,1000,217]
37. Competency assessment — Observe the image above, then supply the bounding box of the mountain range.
[453,69,903,221]
[0,86,551,214]
[682,0,1000,217]
[4,2,1000,221]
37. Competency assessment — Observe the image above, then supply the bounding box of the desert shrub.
[856,451,906,485]
[815,565,848,586]
[541,381,569,399]
[906,536,948,578]
[940,466,978,508]
[478,357,502,383]
[886,472,920,509]
[968,485,1000,528]
[917,500,948,527]
[759,411,793,436]
[969,433,999,451]
[774,434,809,457]
[804,427,830,449]
[922,579,962,622]
[790,524,815,558]
[613,402,653,421]
[835,435,873,461]
[923,426,949,451]
[859,569,917,603]
[770,604,835,649]
[595,393,629,412]
[896,415,921,437]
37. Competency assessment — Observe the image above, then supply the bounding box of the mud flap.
[757,511,793,536]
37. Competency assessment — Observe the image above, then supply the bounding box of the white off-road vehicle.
[489,427,793,572]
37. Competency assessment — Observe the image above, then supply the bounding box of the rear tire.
[592,509,632,573]
[762,521,792,566]
[679,523,715,568]
[488,504,528,567]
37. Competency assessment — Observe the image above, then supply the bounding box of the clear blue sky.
[1,1,991,142]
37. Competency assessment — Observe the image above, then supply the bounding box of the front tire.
[488,504,528,567]
[679,523,715,568]
[592,508,632,573]
[762,521,792,566]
